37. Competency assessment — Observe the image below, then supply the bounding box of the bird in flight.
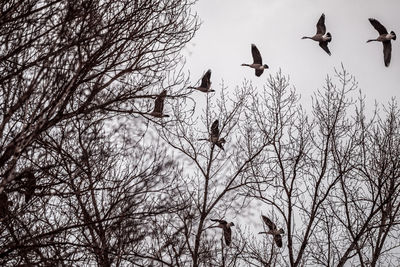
[211,219,235,246]
[241,44,269,77]
[302,13,332,56]
[189,69,215,92]
[198,120,226,150]
[259,215,285,248]
[210,120,226,150]
[367,18,396,67]
[148,90,169,118]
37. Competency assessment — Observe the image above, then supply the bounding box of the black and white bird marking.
[211,219,235,246]
[149,90,169,118]
[259,215,285,248]
[367,18,396,67]
[241,44,269,77]
[302,13,332,56]
[189,69,215,92]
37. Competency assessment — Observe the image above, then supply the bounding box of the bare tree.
[128,83,272,266]
[240,67,400,266]
[0,0,199,265]
[0,0,198,191]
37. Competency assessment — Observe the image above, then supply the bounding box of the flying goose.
[210,219,235,246]
[241,44,269,77]
[302,13,332,56]
[148,90,169,118]
[367,18,396,67]
[16,169,37,203]
[210,120,226,150]
[198,120,226,150]
[259,215,284,248]
[23,171,36,203]
[0,192,12,218]
[189,69,215,92]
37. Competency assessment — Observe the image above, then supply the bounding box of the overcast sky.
[184,0,400,110]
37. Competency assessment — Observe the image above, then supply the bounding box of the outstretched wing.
[319,42,331,56]
[153,90,167,113]
[274,234,283,248]
[251,44,262,65]
[211,120,219,138]
[211,218,227,224]
[200,69,212,89]
[255,69,264,77]
[0,192,9,218]
[316,13,326,34]
[369,18,388,35]
[383,41,392,67]
[224,227,232,246]
[261,215,277,231]
[24,171,36,203]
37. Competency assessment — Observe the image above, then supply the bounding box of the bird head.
[326,32,332,41]
[219,138,226,143]
[229,222,235,227]
[279,228,285,234]
[263,64,269,69]
[391,31,396,40]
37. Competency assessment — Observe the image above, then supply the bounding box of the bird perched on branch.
[241,44,269,77]
[210,219,235,246]
[302,13,332,56]
[259,215,284,247]
[189,69,215,93]
[367,18,396,67]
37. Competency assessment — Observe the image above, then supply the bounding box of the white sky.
[184,0,400,110]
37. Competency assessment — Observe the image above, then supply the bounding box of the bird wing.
[316,14,326,35]
[24,171,36,203]
[211,120,219,138]
[369,18,388,35]
[251,44,262,64]
[255,69,264,77]
[274,234,283,248]
[224,226,232,246]
[153,90,167,113]
[261,215,277,230]
[383,41,392,67]
[319,41,331,56]
[200,69,212,89]
[211,218,227,224]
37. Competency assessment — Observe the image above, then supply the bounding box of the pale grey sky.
[184,0,400,109]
